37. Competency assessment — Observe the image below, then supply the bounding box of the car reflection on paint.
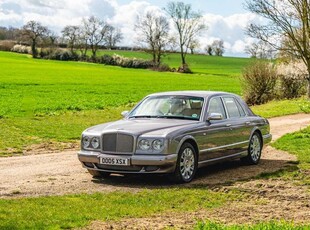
[78,91,272,183]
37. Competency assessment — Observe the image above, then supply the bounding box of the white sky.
[0,0,261,57]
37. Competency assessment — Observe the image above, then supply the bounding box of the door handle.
[226,124,232,127]
[245,122,251,126]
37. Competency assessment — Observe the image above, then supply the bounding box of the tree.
[82,16,109,58]
[205,45,213,55]
[104,25,123,49]
[135,11,170,65]
[246,0,310,98]
[188,39,200,54]
[211,39,224,56]
[165,1,206,67]
[20,21,49,58]
[76,26,89,57]
[245,41,275,59]
[62,25,79,52]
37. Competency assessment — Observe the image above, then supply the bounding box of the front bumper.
[78,150,178,174]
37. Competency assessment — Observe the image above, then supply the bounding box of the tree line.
[0,1,227,71]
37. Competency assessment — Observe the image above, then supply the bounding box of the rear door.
[221,96,252,155]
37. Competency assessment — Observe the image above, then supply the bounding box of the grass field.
[0,51,308,155]
[0,51,244,154]
[1,50,309,229]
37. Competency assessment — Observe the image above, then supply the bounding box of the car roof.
[147,91,238,98]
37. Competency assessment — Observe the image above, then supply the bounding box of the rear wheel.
[171,143,198,183]
[241,132,262,165]
[87,169,110,178]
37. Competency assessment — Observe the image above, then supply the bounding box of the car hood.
[84,118,198,137]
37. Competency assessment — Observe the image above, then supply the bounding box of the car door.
[196,96,232,162]
[221,96,252,155]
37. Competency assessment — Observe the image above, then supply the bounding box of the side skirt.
[198,151,247,168]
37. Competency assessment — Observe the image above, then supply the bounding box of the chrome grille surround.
[102,133,134,154]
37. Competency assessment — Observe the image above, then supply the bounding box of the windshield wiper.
[156,115,198,120]
[129,115,154,119]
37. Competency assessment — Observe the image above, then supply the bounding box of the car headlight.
[82,136,90,149]
[91,137,100,149]
[152,139,163,151]
[138,139,151,150]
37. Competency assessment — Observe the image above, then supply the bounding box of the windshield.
[128,95,204,121]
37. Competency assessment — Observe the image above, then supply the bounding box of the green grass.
[251,98,308,118]
[0,188,240,229]
[0,51,241,118]
[195,221,309,230]
[272,126,310,178]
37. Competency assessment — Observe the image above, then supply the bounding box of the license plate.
[99,157,130,166]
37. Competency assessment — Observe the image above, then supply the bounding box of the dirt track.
[0,113,310,198]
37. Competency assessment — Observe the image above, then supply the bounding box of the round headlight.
[82,136,90,148]
[152,139,163,151]
[91,137,100,149]
[138,139,151,150]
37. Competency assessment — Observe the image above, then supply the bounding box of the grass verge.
[0,188,242,229]
[195,221,310,230]
[271,125,310,185]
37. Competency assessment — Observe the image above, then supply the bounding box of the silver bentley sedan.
[78,91,272,183]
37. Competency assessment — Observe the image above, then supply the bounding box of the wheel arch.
[176,136,199,160]
[250,128,263,146]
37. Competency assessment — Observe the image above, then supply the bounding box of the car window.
[223,97,242,118]
[208,97,227,119]
[235,99,246,117]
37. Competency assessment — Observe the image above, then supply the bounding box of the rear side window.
[223,97,243,118]
[208,97,227,119]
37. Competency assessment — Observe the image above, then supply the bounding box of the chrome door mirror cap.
[121,111,129,117]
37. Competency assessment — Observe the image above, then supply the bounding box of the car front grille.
[102,133,134,153]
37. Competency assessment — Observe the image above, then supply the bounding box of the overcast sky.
[0,0,261,57]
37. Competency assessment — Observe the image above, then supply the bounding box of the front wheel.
[171,143,198,183]
[241,132,262,165]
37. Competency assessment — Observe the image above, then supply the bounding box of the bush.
[241,61,277,105]
[277,62,307,99]
[11,44,31,54]
[99,54,158,70]
[178,64,192,73]
[42,49,79,61]
[0,40,15,51]
[279,75,306,99]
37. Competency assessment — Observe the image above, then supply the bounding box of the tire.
[87,169,110,178]
[241,132,262,165]
[171,142,198,183]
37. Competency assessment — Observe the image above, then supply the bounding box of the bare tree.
[246,0,310,98]
[165,1,206,66]
[20,21,50,58]
[211,40,224,56]
[245,41,275,59]
[82,16,109,58]
[76,26,89,57]
[62,25,79,52]
[188,39,200,54]
[205,45,213,55]
[135,11,170,65]
[104,25,123,49]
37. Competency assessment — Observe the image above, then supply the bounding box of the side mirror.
[121,111,129,118]
[207,113,223,121]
